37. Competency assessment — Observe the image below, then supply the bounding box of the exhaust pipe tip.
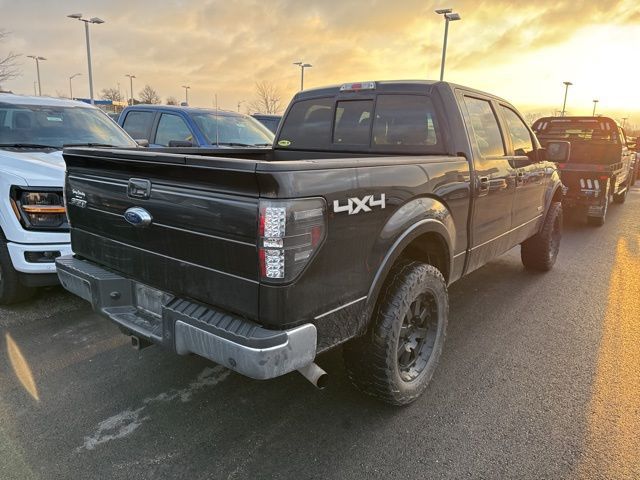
[297,362,329,390]
[130,335,152,350]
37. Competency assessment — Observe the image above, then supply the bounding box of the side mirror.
[168,140,193,147]
[135,139,149,147]
[545,141,571,163]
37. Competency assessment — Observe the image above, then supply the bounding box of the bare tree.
[166,96,178,105]
[138,84,161,104]
[101,87,123,102]
[248,81,283,114]
[0,30,21,87]
[523,112,543,126]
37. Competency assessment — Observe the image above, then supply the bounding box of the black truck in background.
[533,116,635,226]
[56,81,567,405]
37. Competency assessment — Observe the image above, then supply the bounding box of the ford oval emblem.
[124,207,152,227]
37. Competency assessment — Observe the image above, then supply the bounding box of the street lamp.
[69,73,81,99]
[181,85,191,105]
[592,99,599,117]
[435,9,461,81]
[125,74,136,105]
[67,13,105,105]
[561,81,572,117]
[237,100,246,112]
[293,61,312,91]
[26,55,46,96]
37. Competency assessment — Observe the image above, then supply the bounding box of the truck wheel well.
[552,187,563,203]
[398,232,450,283]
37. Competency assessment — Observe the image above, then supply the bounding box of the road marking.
[579,236,640,477]
[77,365,230,451]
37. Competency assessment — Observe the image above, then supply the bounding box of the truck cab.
[0,94,137,303]
[118,105,274,148]
[533,116,634,226]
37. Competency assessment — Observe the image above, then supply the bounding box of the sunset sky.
[1,0,639,127]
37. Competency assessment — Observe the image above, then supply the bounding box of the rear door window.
[464,97,506,157]
[154,113,193,146]
[122,111,155,140]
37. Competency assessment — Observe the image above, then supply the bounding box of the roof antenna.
[215,93,219,147]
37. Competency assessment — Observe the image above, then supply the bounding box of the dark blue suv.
[118,105,274,148]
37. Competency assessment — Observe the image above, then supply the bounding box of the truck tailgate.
[62,148,261,319]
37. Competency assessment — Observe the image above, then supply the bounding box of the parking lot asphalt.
[1,187,639,480]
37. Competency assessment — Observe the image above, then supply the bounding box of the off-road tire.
[0,240,35,305]
[521,201,562,272]
[343,261,448,406]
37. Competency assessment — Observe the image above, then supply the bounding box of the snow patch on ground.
[77,365,230,451]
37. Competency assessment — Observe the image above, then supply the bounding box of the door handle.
[478,176,489,196]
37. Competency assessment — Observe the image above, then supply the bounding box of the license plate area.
[135,283,173,318]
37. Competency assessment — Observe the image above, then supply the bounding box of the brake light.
[340,81,376,92]
[258,198,327,282]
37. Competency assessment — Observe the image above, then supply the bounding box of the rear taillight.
[258,198,327,283]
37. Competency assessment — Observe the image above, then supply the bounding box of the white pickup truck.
[0,94,137,303]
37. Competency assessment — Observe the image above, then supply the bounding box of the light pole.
[237,100,245,112]
[435,9,461,81]
[125,74,136,105]
[67,13,105,105]
[592,99,599,116]
[561,81,572,117]
[181,85,190,105]
[69,73,81,99]
[293,61,312,91]
[27,55,46,96]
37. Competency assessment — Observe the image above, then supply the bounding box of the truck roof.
[0,93,95,108]
[122,104,244,117]
[293,80,513,105]
[535,116,617,123]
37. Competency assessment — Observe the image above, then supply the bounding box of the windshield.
[0,103,137,149]
[191,112,274,146]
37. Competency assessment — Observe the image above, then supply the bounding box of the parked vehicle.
[533,116,635,226]
[118,105,274,148]
[57,81,566,405]
[629,137,639,184]
[0,94,137,304]
[251,114,282,133]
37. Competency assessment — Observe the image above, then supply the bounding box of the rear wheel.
[521,201,562,271]
[343,261,448,406]
[0,241,35,305]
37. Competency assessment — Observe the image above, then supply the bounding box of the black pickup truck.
[57,81,566,405]
[533,116,635,226]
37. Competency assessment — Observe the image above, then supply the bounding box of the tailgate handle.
[128,178,152,199]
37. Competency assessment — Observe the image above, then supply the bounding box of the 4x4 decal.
[333,194,386,215]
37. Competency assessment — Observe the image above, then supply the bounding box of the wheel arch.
[363,218,453,325]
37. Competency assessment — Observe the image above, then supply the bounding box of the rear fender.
[357,197,455,333]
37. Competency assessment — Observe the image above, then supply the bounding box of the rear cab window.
[277,93,445,153]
